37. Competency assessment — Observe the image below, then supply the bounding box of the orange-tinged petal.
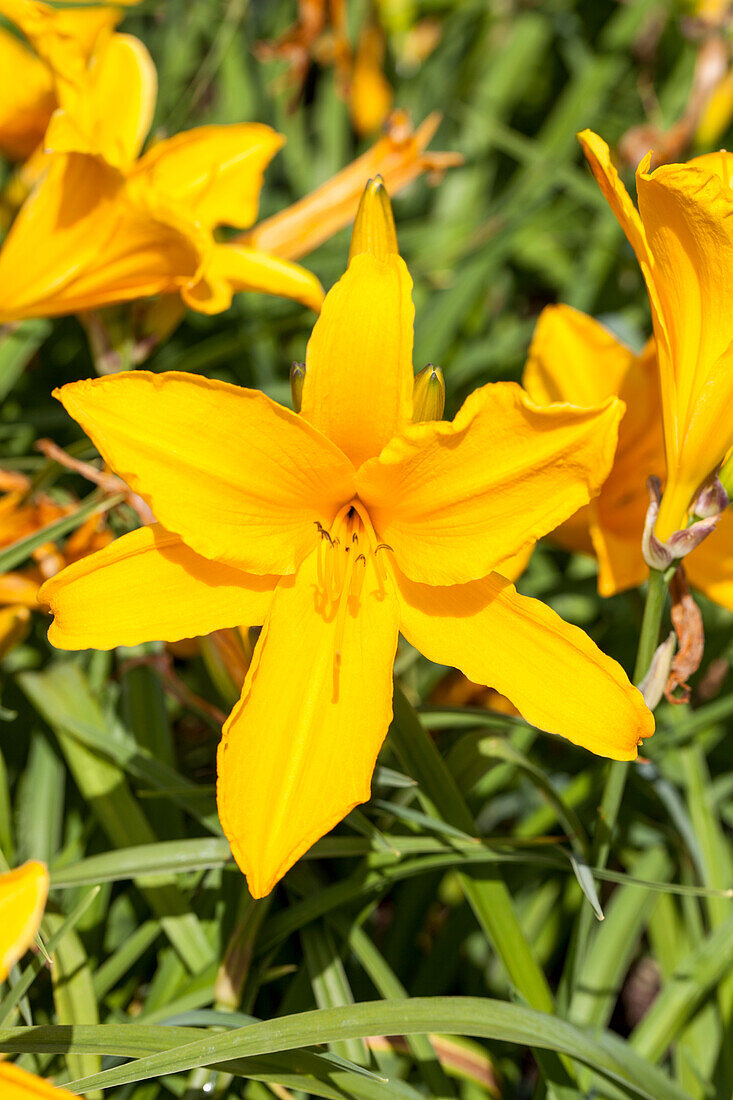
[0,155,205,321]
[300,252,414,466]
[357,382,623,586]
[394,566,653,760]
[0,572,42,608]
[182,243,324,315]
[0,28,54,160]
[0,604,32,657]
[46,32,156,170]
[136,124,283,230]
[577,129,650,268]
[240,110,462,262]
[0,861,49,983]
[218,548,399,898]
[55,372,356,575]
[0,1062,77,1097]
[349,22,393,136]
[39,524,278,651]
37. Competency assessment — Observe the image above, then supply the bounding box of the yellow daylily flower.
[520,303,733,611]
[579,131,733,542]
[0,24,324,321]
[39,182,653,899]
[0,861,79,1097]
[0,0,120,161]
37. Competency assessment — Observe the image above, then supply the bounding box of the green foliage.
[1,1,732,1098]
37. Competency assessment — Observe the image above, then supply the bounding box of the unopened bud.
[349,176,398,262]
[643,474,721,570]
[412,364,445,422]
[290,362,306,412]
[692,475,728,519]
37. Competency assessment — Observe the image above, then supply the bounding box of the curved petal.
[394,566,653,760]
[39,524,278,651]
[357,381,623,585]
[0,29,54,161]
[0,861,49,983]
[55,372,356,575]
[523,304,636,407]
[577,129,650,267]
[637,161,733,520]
[47,32,157,169]
[300,252,414,467]
[0,155,205,321]
[0,1062,77,1097]
[0,1,118,81]
[182,243,324,315]
[136,123,283,230]
[218,549,399,898]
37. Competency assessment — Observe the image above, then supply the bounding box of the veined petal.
[47,32,156,170]
[135,124,283,230]
[218,549,399,899]
[637,161,733,536]
[182,243,324,315]
[686,508,733,613]
[357,381,623,586]
[300,252,414,466]
[39,524,278,651]
[55,372,356,575]
[0,28,54,161]
[395,566,653,760]
[0,1062,77,1097]
[0,861,49,983]
[0,155,205,321]
[577,129,650,267]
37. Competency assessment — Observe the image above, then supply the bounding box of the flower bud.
[349,176,398,262]
[290,362,306,412]
[692,475,728,519]
[642,475,721,570]
[637,632,676,710]
[412,364,445,421]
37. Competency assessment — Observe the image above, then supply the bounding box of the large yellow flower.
[40,183,653,899]
[579,132,733,543]
[520,303,733,609]
[0,16,323,320]
[0,860,79,1097]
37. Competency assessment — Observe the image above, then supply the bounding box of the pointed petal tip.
[349,176,399,262]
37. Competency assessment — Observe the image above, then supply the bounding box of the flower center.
[314,499,390,669]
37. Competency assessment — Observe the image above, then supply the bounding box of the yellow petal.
[136,124,283,230]
[0,155,205,321]
[685,506,733,612]
[46,32,156,170]
[523,307,665,596]
[300,252,414,466]
[0,1,118,82]
[0,861,49,983]
[218,548,399,898]
[348,176,399,262]
[577,129,650,267]
[394,566,653,760]
[182,243,324,315]
[0,28,54,161]
[523,304,635,407]
[55,372,356,575]
[39,524,278,651]
[357,382,623,586]
[240,110,462,262]
[637,160,733,537]
[0,1062,77,1097]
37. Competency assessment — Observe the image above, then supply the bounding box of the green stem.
[390,686,578,1097]
[558,565,673,1010]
